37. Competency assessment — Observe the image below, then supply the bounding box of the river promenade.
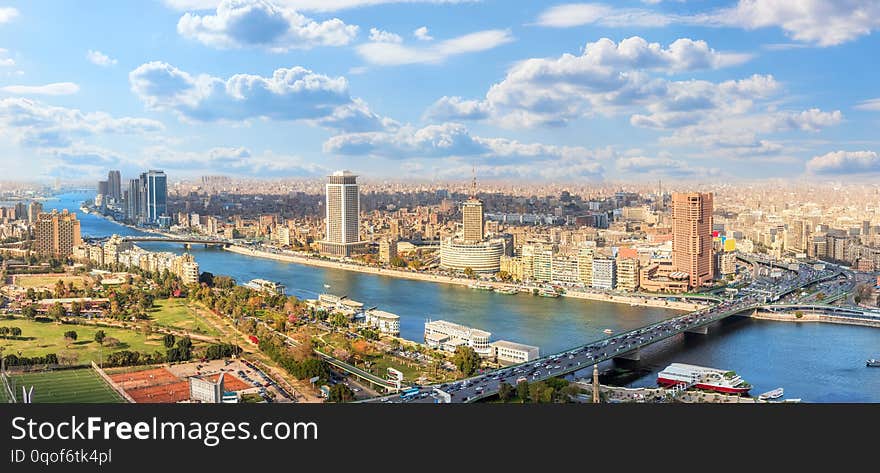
[224,244,702,312]
[750,309,880,328]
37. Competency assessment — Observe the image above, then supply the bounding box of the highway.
[366,259,842,403]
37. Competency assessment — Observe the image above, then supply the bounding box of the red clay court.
[108,367,253,403]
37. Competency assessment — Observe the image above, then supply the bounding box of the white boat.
[758,387,784,400]
[603,329,613,334]
[657,363,752,394]
[781,398,801,403]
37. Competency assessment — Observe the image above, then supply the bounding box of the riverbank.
[224,245,698,312]
[750,309,880,328]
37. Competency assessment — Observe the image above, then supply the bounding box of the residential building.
[672,192,714,288]
[33,210,82,258]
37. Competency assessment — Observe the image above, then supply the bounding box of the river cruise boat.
[494,287,519,295]
[468,283,495,291]
[657,363,752,394]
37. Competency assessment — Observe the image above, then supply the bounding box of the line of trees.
[498,378,585,403]
[0,326,23,338]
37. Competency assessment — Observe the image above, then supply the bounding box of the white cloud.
[129,61,389,132]
[0,97,164,149]
[0,82,81,96]
[0,7,18,23]
[86,50,118,66]
[142,145,327,176]
[177,0,358,51]
[163,0,478,13]
[806,150,880,175]
[535,1,880,47]
[414,26,433,41]
[616,155,720,178]
[427,36,754,127]
[356,29,513,66]
[855,98,880,111]
[368,27,402,43]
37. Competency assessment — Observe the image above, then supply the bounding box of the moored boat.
[538,289,559,298]
[494,287,519,295]
[657,363,751,395]
[468,283,495,291]
[867,359,880,367]
[758,387,784,400]
[603,329,613,334]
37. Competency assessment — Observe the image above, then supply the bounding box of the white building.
[439,237,505,274]
[592,258,617,290]
[491,340,540,364]
[424,320,491,356]
[365,309,400,335]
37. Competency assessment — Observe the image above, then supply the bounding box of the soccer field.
[4,368,125,403]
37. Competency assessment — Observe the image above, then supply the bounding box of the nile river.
[46,192,880,402]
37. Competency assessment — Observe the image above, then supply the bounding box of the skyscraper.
[34,210,82,258]
[127,178,142,223]
[320,170,363,257]
[672,192,714,288]
[143,170,167,224]
[462,173,484,244]
[27,201,43,223]
[107,170,122,202]
[97,180,109,197]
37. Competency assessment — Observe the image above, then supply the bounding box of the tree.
[63,330,78,345]
[452,346,481,377]
[463,267,475,278]
[21,304,36,319]
[163,334,176,349]
[10,327,21,338]
[94,330,106,345]
[498,382,514,402]
[516,380,529,402]
[327,383,355,403]
[0,327,9,338]
[49,302,66,322]
[70,300,82,318]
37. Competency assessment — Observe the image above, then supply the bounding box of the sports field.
[147,299,221,336]
[12,274,88,290]
[0,318,165,364]
[3,368,124,403]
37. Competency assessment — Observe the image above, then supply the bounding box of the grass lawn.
[12,274,88,290]
[146,298,221,336]
[0,318,167,364]
[4,368,124,403]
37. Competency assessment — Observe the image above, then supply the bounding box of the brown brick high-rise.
[672,192,714,288]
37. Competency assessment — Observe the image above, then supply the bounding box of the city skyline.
[0,1,879,183]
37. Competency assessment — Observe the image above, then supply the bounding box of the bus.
[399,387,420,399]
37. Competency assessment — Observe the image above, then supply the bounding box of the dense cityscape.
[0,167,877,405]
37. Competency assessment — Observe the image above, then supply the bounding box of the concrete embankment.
[224,245,695,312]
[750,309,880,328]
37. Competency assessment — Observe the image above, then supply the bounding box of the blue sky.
[1,0,879,183]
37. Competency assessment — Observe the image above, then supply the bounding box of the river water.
[44,192,880,402]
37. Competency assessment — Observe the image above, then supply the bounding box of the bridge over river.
[364,258,845,403]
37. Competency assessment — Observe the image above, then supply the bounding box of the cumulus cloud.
[368,27,402,43]
[806,150,880,175]
[0,97,164,149]
[427,37,754,127]
[356,29,513,66]
[535,1,880,47]
[177,0,358,51]
[129,61,388,131]
[164,0,478,13]
[323,121,607,178]
[414,26,433,41]
[0,82,80,96]
[86,50,118,66]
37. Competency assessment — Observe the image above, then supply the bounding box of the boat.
[781,398,802,403]
[758,387,784,400]
[867,359,880,367]
[538,289,559,298]
[657,363,752,394]
[494,287,519,295]
[468,283,495,292]
[603,329,613,334]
